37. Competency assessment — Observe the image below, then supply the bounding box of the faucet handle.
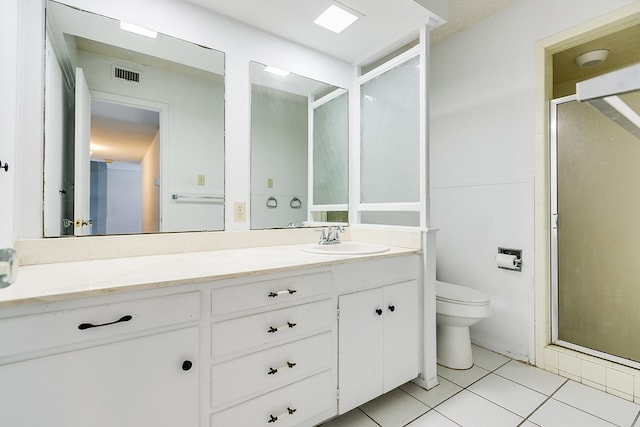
[314,227,328,244]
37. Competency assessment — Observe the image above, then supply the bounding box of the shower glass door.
[551,94,640,368]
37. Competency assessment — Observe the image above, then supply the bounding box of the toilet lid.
[436,281,490,305]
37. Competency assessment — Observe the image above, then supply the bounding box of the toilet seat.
[436,281,490,306]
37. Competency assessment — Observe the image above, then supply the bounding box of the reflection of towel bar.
[266,196,278,208]
[290,197,302,209]
[172,194,224,204]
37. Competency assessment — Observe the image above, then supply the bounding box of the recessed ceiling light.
[314,4,360,33]
[264,66,290,76]
[120,21,158,39]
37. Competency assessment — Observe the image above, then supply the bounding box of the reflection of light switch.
[197,174,205,186]
[267,178,273,188]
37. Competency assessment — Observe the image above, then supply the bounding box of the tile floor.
[320,346,640,427]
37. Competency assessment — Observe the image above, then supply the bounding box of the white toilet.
[435,280,491,370]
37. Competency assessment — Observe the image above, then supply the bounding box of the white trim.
[358,45,420,85]
[419,24,429,229]
[358,202,421,212]
[310,87,347,109]
[309,203,348,212]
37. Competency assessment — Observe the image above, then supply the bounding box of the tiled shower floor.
[320,346,640,427]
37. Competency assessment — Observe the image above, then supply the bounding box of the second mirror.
[250,62,348,230]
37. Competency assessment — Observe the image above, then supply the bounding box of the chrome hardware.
[316,225,344,245]
[0,248,18,289]
[289,197,302,209]
[267,322,297,333]
[268,407,297,423]
[268,289,297,298]
[266,196,278,208]
[74,218,93,227]
[62,218,73,228]
[0,160,8,172]
[267,361,296,375]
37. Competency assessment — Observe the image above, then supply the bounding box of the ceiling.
[182,0,524,63]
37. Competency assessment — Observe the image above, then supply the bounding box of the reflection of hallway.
[90,161,144,234]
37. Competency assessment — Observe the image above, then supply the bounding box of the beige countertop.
[0,243,419,307]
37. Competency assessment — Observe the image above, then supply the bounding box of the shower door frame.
[549,95,640,370]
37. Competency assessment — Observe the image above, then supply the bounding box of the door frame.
[90,90,168,231]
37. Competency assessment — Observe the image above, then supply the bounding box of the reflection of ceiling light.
[120,21,158,39]
[264,66,290,76]
[574,49,609,68]
[314,4,360,33]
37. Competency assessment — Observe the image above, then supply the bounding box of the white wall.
[250,86,308,229]
[430,0,637,361]
[105,162,141,234]
[141,132,160,233]
[13,0,353,242]
[0,0,20,247]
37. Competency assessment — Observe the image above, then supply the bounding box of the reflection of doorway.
[89,98,160,234]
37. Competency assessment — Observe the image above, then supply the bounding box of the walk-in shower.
[551,63,640,368]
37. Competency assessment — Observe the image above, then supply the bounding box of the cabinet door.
[0,327,199,427]
[383,280,419,393]
[337,288,384,414]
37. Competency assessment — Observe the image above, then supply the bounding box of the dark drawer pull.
[388,305,396,312]
[267,322,297,333]
[267,361,297,375]
[78,315,133,330]
[182,360,193,371]
[268,289,297,298]
[268,407,297,423]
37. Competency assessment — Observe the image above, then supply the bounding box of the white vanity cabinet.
[210,271,336,427]
[336,260,420,414]
[0,291,201,427]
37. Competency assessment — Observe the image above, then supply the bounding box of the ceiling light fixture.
[264,66,290,76]
[120,21,158,39]
[574,49,609,68]
[314,3,360,33]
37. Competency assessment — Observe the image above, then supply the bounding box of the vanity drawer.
[211,370,334,427]
[212,299,332,359]
[211,332,331,408]
[0,292,201,359]
[211,272,331,318]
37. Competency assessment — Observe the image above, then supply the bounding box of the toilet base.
[437,324,473,370]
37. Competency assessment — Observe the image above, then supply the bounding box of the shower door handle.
[552,213,559,230]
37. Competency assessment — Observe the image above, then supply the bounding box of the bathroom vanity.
[0,242,426,427]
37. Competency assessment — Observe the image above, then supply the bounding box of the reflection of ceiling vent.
[113,65,141,83]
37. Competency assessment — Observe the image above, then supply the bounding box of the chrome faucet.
[315,225,345,245]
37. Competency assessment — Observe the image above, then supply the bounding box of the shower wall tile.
[558,353,581,379]
[606,368,634,396]
[543,347,559,374]
[583,378,606,392]
[582,360,606,386]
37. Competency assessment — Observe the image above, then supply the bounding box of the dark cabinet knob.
[375,308,383,316]
[388,305,395,312]
[182,360,193,371]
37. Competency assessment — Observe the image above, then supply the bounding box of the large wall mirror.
[250,61,348,230]
[44,1,225,237]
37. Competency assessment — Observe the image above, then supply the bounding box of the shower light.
[120,21,158,39]
[314,4,360,33]
[574,49,609,68]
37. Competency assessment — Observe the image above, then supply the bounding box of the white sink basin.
[302,242,390,255]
